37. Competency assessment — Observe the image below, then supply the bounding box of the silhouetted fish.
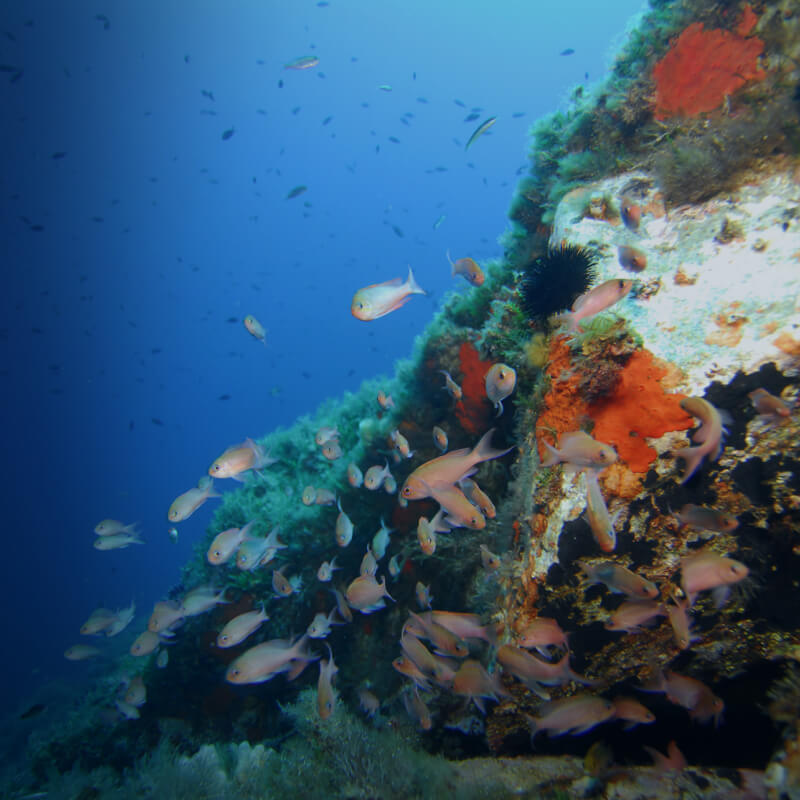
[151,417,164,426]
[287,185,307,199]
[221,128,235,140]
[20,703,46,720]
[560,48,575,56]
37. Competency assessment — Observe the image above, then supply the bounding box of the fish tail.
[676,446,706,484]
[471,428,513,464]
[406,265,426,296]
[446,249,455,274]
[540,441,561,467]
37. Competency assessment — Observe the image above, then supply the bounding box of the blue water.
[0,0,644,715]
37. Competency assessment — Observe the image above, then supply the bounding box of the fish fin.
[540,441,561,467]
[676,446,706,484]
[471,427,512,464]
[494,400,503,417]
[446,249,455,274]
[405,265,426,296]
[711,585,731,609]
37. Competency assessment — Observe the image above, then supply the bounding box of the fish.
[302,486,317,506]
[463,112,481,122]
[377,390,395,410]
[619,197,641,230]
[388,554,403,577]
[346,462,364,488]
[480,544,501,570]
[317,557,340,582]
[680,551,748,606]
[317,644,338,719]
[465,116,496,151]
[560,48,575,56]
[105,601,136,637]
[360,546,378,577]
[643,741,687,772]
[577,560,659,599]
[642,669,724,726]
[321,440,343,461]
[345,574,394,613]
[610,696,655,729]
[604,599,666,633]
[148,600,185,633]
[64,645,101,661]
[80,608,117,635]
[351,266,426,320]
[675,397,728,483]
[226,635,317,684]
[432,426,448,452]
[209,438,274,479]
[217,606,270,648]
[93,532,144,550]
[428,483,485,529]
[378,84,392,91]
[221,128,235,140]
[401,428,512,500]
[94,519,139,537]
[315,426,339,446]
[666,594,693,650]
[582,471,619,552]
[390,429,414,458]
[364,461,392,491]
[403,686,432,730]
[272,566,298,597]
[525,695,615,738]
[452,660,507,713]
[497,644,592,692]
[286,185,308,199]
[406,611,469,657]
[243,315,267,344]
[19,703,46,720]
[429,611,495,644]
[307,608,341,639]
[335,500,355,547]
[181,586,229,617]
[168,527,178,542]
[124,676,147,707]
[439,370,463,400]
[749,387,792,421]
[392,655,431,690]
[156,649,169,668]
[417,509,449,555]
[618,245,647,272]
[207,520,255,565]
[484,363,516,415]
[541,430,617,471]
[433,214,446,230]
[446,250,485,286]
[517,617,569,656]
[672,504,738,533]
[383,474,397,494]
[358,688,380,717]
[371,517,393,559]
[330,587,353,623]
[562,279,633,331]
[130,630,170,657]
[168,476,221,522]
[285,56,319,70]
[416,581,433,609]
[236,527,286,571]
[116,700,140,720]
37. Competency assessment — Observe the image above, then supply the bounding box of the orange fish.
[484,363,516,415]
[446,249,484,286]
[617,245,647,272]
[243,314,267,344]
[563,279,633,331]
[675,397,728,484]
[317,644,338,719]
[351,266,426,320]
[526,695,615,738]
[168,476,221,522]
[209,438,274,480]
[619,197,641,230]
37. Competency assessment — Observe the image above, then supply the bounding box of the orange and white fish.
[432,426,448,453]
[364,461,392,490]
[335,500,354,547]
[672,504,738,533]
[321,440,343,461]
[317,644,338,719]
[459,477,496,518]
[610,696,655,730]
[235,526,285,571]
[562,279,633,331]
[619,196,641,230]
[330,586,353,623]
[666,594,693,651]
[272,566,299,598]
[217,606,269,648]
[417,509,449,555]
[80,608,117,636]
[446,249,485,287]
[404,686,433,730]
[401,428,511,500]
[525,695,615,738]
[388,553,403,578]
[225,635,316,685]
[360,545,378,577]
[351,265,426,320]
[675,397,728,484]
[517,617,569,656]
[383,474,397,494]
[346,462,363,488]
[452,660,507,713]
[317,557,340,582]
[497,644,591,691]
[485,363,516,415]
[124,675,147,707]
[307,608,341,639]
[168,476,221,522]
[371,517,393,559]
[243,314,267,344]
[94,519,139,537]
[130,629,172,657]
[430,483,485,529]
[749,387,792,421]
[148,600,184,633]
[390,429,414,459]
[541,430,617,471]
[345,574,394,613]
[680,551,748,606]
[604,599,665,633]
[64,644,101,661]
[209,438,274,480]
[314,488,337,506]
[104,601,136,637]
[302,485,317,506]
[181,586,229,617]
[207,520,255,565]
[643,741,687,772]
[377,390,395,410]
[577,560,658,599]
[406,611,469,658]
[643,669,724,726]
[480,544,501,570]
[439,370,462,400]
[315,426,339,446]
[93,531,144,550]
[358,687,380,717]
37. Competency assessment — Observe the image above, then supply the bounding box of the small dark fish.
[129,420,134,431]
[391,225,404,238]
[463,112,480,122]
[51,151,67,159]
[618,245,647,272]
[226,316,238,323]
[453,99,465,107]
[318,1,330,6]
[465,116,496,150]
[347,369,355,377]
[301,371,312,379]
[30,224,44,232]
[322,115,333,125]
[20,703,46,719]
[201,89,215,101]
[292,106,301,115]
[416,96,428,104]
[278,79,284,88]
[388,136,400,144]
[317,72,326,79]
[200,109,217,116]
[151,417,164,426]
[184,54,190,63]
[560,48,575,56]
[620,197,641,230]
[91,216,104,223]
[221,128,235,140]
[286,185,307,199]
[413,71,416,80]
[151,347,162,354]
[218,394,231,400]
[95,14,110,30]
[511,112,525,118]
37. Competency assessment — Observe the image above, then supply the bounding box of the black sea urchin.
[519,243,598,322]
